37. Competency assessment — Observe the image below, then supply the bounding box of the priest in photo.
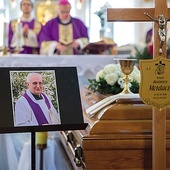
[39,0,89,55]
[13,72,60,126]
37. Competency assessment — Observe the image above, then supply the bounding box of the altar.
[0,54,121,87]
[0,54,118,70]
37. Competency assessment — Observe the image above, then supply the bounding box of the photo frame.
[0,67,87,133]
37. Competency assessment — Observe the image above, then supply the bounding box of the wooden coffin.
[59,88,170,170]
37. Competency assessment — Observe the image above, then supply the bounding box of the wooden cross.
[107,0,169,169]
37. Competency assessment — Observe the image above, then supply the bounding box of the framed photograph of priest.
[10,70,61,127]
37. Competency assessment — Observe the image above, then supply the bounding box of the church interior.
[0,0,170,169]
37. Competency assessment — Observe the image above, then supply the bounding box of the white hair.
[26,72,42,83]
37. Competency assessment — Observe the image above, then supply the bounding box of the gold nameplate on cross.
[140,57,170,111]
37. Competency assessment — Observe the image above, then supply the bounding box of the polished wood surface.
[60,88,170,169]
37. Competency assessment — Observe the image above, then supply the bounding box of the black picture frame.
[0,67,87,133]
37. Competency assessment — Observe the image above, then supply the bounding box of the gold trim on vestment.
[59,24,73,54]
[79,37,89,47]
[40,41,52,54]
[11,19,42,35]
[11,20,18,32]
[33,21,42,34]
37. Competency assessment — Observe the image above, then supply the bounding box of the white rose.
[129,66,140,83]
[105,73,118,85]
[104,64,117,74]
[119,71,125,78]
[96,69,105,82]
[131,66,140,75]
[132,73,140,83]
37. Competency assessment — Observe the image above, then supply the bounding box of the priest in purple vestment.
[14,72,60,126]
[39,0,89,55]
[8,0,42,54]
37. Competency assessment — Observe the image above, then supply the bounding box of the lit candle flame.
[17,18,21,23]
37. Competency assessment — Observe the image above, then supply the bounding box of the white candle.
[3,22,8,47]
[17,18,22,49]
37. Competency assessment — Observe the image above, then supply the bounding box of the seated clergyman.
[39,0,89,55]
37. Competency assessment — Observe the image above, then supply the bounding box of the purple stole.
[24,92,51,125]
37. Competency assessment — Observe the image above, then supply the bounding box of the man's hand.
[70,40,80,49]
[56,43,68,52]
[22,24,29,38]
[56,41,80,53]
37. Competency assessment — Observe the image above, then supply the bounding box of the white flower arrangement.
[88,63,140,95]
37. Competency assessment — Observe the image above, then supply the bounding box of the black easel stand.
[29,124,88,170]
[38,147,46,170]
[31,132,36,170]
[39,148,43,170]
[37,144,47,170]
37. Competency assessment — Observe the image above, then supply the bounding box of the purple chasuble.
[8,19,42,54]
[24,92,50,125]
[146,28,153,44]
[39,16,89,54]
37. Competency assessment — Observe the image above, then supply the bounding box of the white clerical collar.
[60,18,71,24]
[21,16,33,22]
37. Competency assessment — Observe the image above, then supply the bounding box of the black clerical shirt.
[31,93,43,100]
